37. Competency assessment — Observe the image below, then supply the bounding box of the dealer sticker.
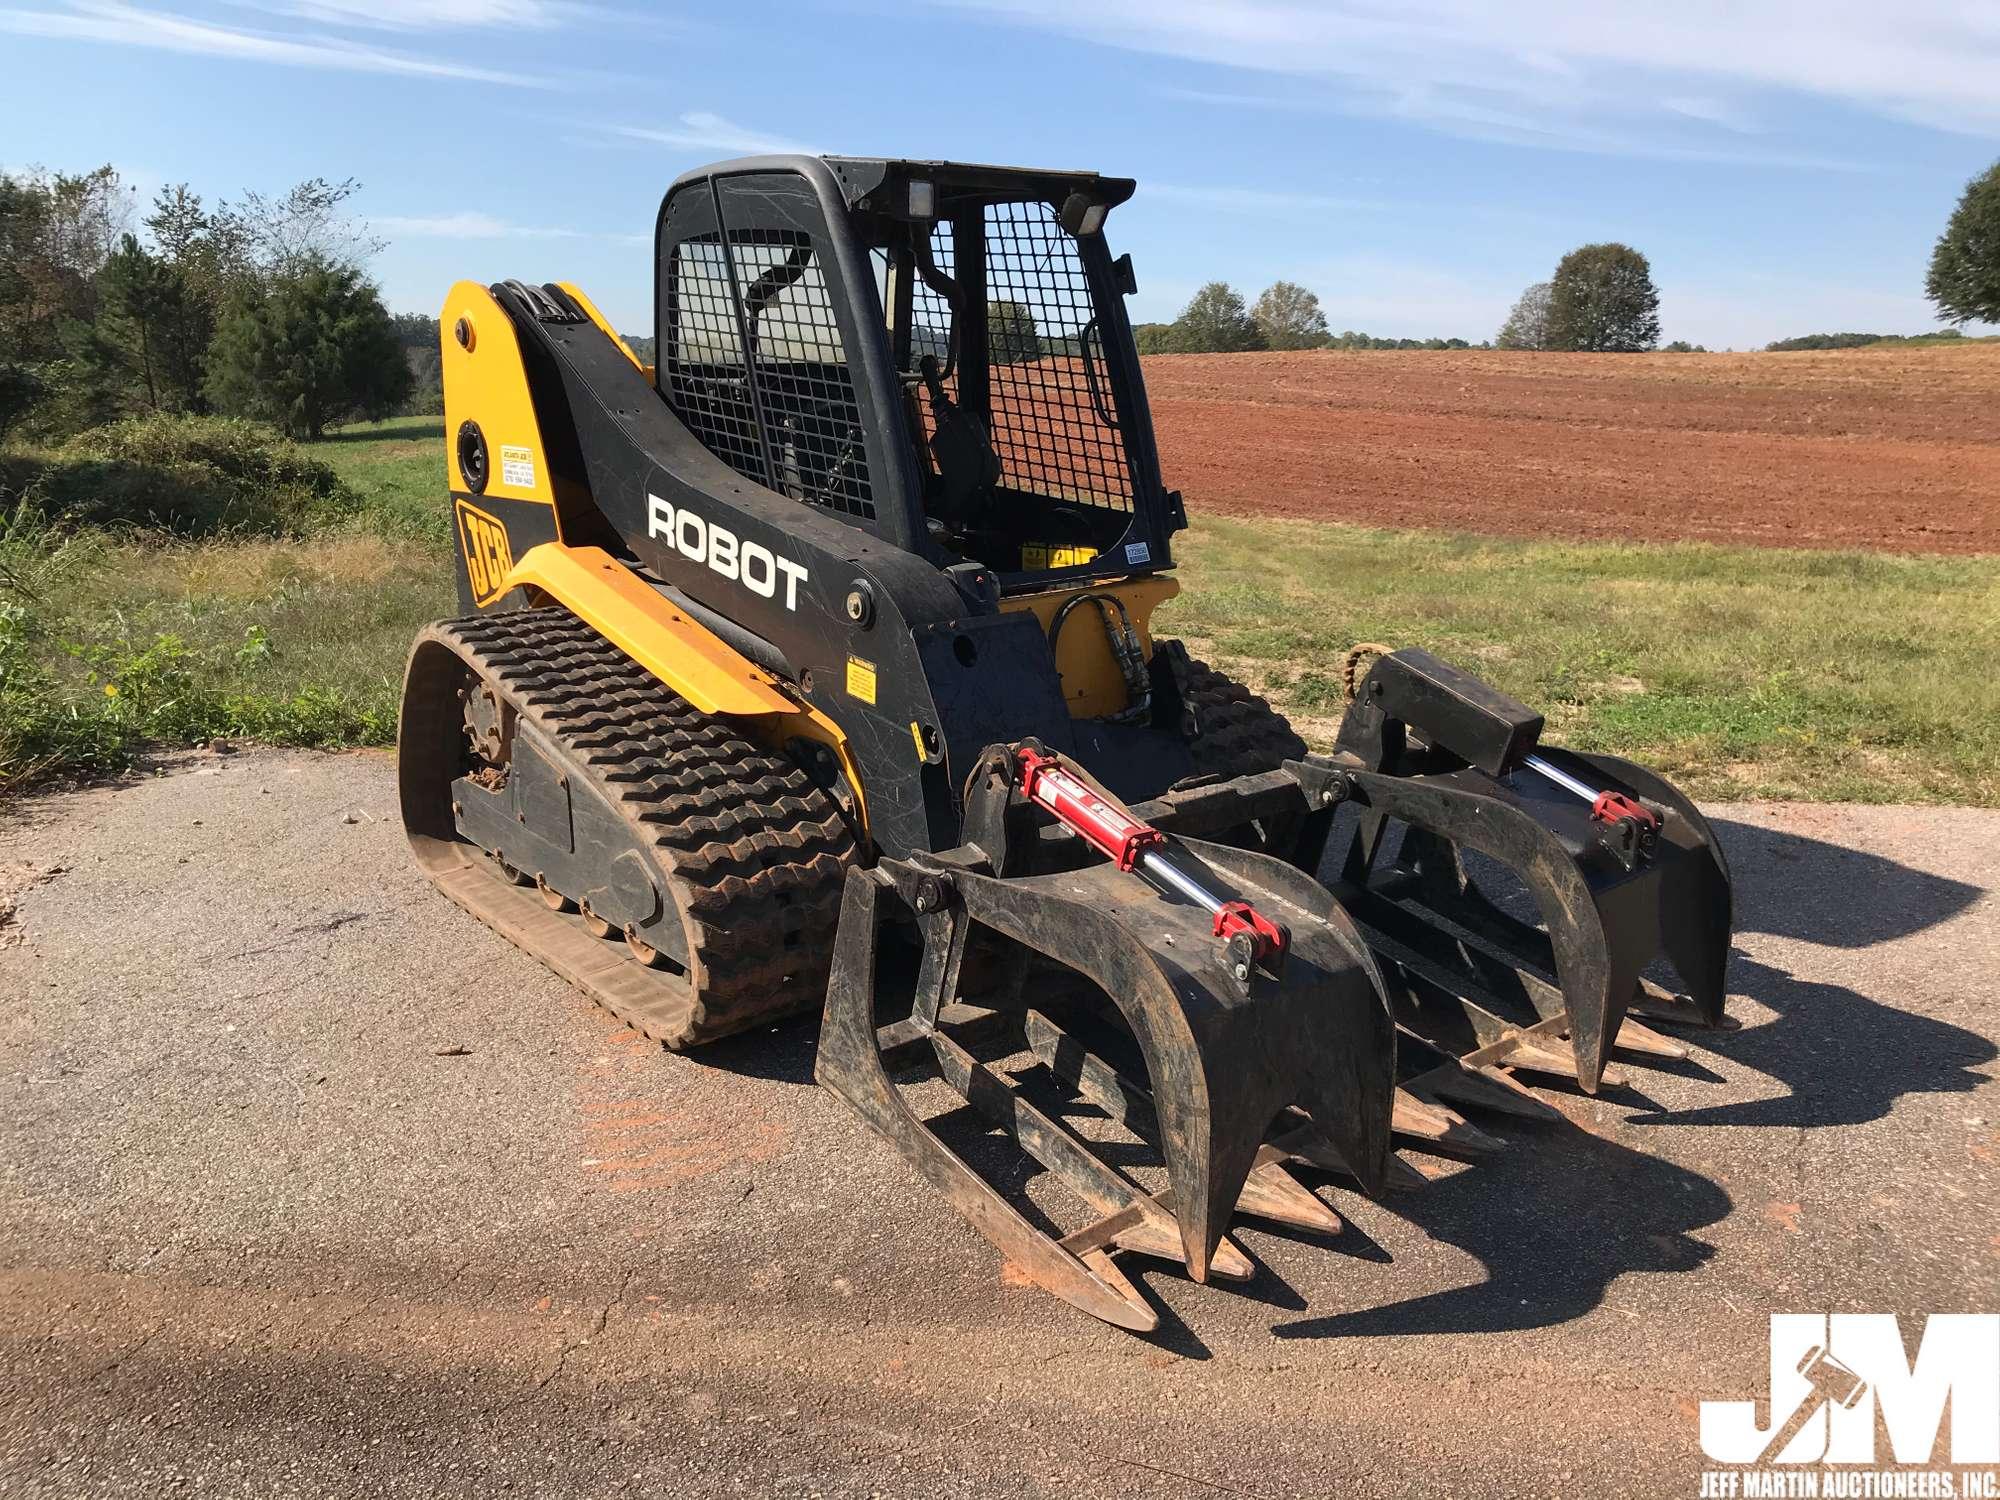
[500,444,535,489]
[1125,541,1151,565]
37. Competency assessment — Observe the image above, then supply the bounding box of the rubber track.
[429,608,855,1048]
[1170,648,1310,779]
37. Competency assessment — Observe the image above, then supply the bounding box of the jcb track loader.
[400,154,1736,1332]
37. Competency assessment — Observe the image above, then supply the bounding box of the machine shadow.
[1707,816,1983,948]
[1277,813,1992,1340]
[1636,817,1994,1129]
[1272,1120,1728,1341]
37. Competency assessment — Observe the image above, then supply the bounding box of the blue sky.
[4,0,1998,349]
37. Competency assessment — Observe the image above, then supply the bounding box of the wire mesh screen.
[665,235,762,485]
[665,230,875,522]
[981,201,1132,511]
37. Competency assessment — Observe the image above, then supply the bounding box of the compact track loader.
[400,154,1736,1331]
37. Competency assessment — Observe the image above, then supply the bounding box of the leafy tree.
[1132,322,1179,354]
[0,166,134,424]
[1926,159,2000,325]
[1546,243,1660,352]
[205,257,412,439]
[221,177,383,279]
[387,311,444,415]
[988,299,1042,364]
[1251,280,1328,350]
[1495,281,1553,350]
[1171,282,1265,353]
[1661,340,1708,353]
[92,233,213,412]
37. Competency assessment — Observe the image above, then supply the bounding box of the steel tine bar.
[1341,889,1541,1047]
[1381,867,1708,1037]
[1021,1009,1162,1142]
[930,1030,1255,1281]
[1406,1060,1561,1121]
[1233,1144,1345,1233]
[1453,1015,1631,1087]
[1612,1017,1691,1060]
[1270,1116,1430,1192]
[874,1002,1015,1071]
[1021,1010,1341,1234]
[1391,1088,1505,1155]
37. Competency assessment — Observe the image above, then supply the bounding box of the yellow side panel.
[1000,575,1182,719]
[555,282,644,371]
[441,281,555,509]
[498,543,869,837]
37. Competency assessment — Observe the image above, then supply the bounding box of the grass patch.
[6,416,1998,805]
[0,527,451,791]
[1158,517,2000,805]
[315,416,452,544]
[0,419,453,793]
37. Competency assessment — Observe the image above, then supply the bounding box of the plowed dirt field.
[1140,344,2000,553]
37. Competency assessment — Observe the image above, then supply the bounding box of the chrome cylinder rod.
[1523,751,1599,804]
[1137,848,1225,916]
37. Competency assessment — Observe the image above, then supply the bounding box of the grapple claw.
[814,748,1396,1330]
[1300,647,1737,1100]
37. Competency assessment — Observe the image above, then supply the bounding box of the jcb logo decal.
[456,500,514,605]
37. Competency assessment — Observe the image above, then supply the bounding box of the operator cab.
[654,156,1179,594]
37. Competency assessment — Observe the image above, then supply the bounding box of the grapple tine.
[1568,750,1734,1027]
[946,843,1393,1281]
[814,869,1159,1331]
[1297,648,1737,1106]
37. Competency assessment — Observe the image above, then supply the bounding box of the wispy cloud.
[375,211,644,243]
[0,0,559,83]
[1158,81,1863,172]
[597,111,808,157]
[224,0,577,27]
[1662,95,1759,135]
[940,0,2000,154]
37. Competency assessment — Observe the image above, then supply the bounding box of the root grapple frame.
[815,650,1734,1329]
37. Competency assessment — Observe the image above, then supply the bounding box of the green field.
[4,418,1997,803]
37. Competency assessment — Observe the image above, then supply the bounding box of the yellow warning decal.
[455,498,515,606]
[909,721,926,759]
[845,655,878,705]
[1021,543,1099,571]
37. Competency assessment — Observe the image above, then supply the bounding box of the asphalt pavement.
[2,747,1995,1498]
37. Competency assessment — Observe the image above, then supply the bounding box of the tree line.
[1133,247,1687,357]
[1,166,413,443]
[1132,280,1473,354]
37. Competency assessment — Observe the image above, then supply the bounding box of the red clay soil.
[1139,344,2000,553]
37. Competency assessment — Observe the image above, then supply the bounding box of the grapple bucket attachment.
[1295,648,1735,1099]
[815,748,1396,1332]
